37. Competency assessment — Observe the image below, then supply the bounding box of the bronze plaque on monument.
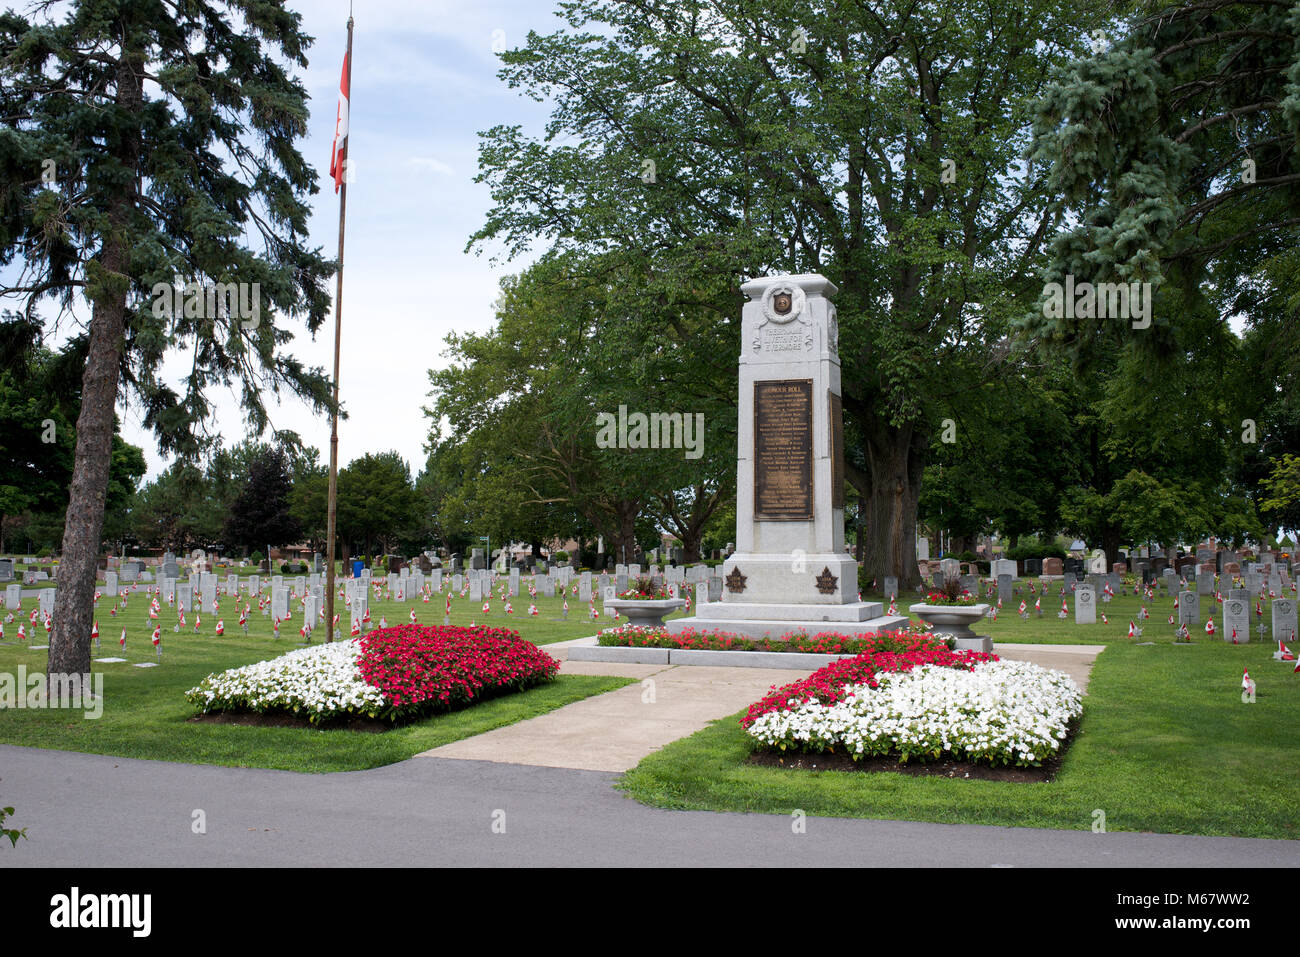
[754,379,814,521]
[828,390,844,508]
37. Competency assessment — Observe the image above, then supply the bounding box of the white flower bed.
[744,660,1083,767]
[186,640,386,723]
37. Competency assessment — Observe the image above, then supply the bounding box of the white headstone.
[1074,585,1095,624]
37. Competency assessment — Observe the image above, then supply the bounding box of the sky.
[130,0,562,479]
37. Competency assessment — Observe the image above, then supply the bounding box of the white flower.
[185,639,385,722]
[744,660,1082,767]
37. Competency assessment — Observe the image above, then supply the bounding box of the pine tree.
[0,2,334,681]
[224,446,301,553]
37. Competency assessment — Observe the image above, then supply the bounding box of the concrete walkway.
[421,661,809,771]
[419,639,1104,772]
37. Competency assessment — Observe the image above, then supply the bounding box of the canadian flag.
[409,607,417,623]
[215,619,224,636]
[529,603,538,616]
[1206,619,1215,635]
[1242,667,1254,691]
[362,608,372,624]
[351,620,360,637]
[1127,621,1135,638]
[152,625,161,646]
[91,620,99,641]
[119,627,126,650]
[16,624,25,642]
[330,50,351,193]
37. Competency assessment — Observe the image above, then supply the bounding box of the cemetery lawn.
[0,590,634,772]
[619,641,1300,839]
[873,586,1293,646]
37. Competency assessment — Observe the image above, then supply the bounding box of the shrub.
[1005,538,1067,562]
[249,550,263,565]
[552,550,569,563]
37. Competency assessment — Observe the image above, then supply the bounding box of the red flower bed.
[356,624,559,719]
[599,625,949,656]
[740,646,997,729]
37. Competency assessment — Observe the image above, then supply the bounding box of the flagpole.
[325,13,353,643]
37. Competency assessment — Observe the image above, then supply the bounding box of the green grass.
[619,640,1300,839]
[870,581,1290,645]
[0,584,637,772]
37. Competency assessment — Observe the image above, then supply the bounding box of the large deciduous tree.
[427,252,734,562]
[470,0,1107,586]
[0,2,333,680]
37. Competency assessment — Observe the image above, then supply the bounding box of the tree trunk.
[681,532,701,564]
[47,49,142,687]
[858,424,926,589]
[612,500,639,564]
[1100,528,1122,575]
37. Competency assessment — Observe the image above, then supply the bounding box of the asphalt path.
[1,744,1296,867]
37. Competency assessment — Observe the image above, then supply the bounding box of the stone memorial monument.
[666,274,905,638]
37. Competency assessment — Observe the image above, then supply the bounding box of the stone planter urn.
[605,598,686,629]
[909,602,992,653]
